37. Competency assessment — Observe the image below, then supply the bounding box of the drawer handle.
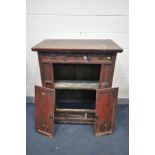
[41,92,45,96]
[83,56,87,60]
[107,56,111,60]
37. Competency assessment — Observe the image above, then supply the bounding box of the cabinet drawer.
[64,54,88,63]
[88,54,112,63]
[40,55,65,61]
[39,53,112,64]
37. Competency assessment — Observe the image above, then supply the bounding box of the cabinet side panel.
[38,53,54,88]
[99,54,116,88]
[109,54,117,87]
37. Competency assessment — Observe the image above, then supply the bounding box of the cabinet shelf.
[55,108,96,124]
[55,80,99,90]
[56,108,95,113]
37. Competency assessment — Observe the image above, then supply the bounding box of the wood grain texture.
[95,87,118,136]
[32,39,123,52]
[39,53,113,64]
[55,80,99,90]
[55,108,95,124]
[56,108,95,113]
[38,59,54,89]
[35,86,55,137]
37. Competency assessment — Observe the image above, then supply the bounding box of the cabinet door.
[95,88,118,136]
[35,86,55,137]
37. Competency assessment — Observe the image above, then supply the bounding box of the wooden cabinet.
[32,39,123,137]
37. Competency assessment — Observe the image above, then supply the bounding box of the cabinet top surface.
[32,39,123,53]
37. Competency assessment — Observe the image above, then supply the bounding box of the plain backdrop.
[26,0,129,98]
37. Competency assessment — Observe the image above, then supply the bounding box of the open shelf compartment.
[55,89,96,124]
[53,64,99,124]
[53,63,101,90]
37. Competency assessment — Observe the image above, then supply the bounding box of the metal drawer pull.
[107,56,111,60]
[83,56,87,60]
[41,92,45,96]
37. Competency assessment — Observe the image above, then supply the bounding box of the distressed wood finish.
[99,55,116,88]
[35,86,55,137]
[39,53,115,88]
[32,39,123,52]
[38,52,113,64]
[95,88,118,136]
[32,39,123,137]
[38,57,54,89]
[55,80,99,90]
[55,108,95,124]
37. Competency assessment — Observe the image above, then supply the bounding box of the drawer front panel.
[39,53,113,64]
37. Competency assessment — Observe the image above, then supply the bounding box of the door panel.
[95,88,118,136]
[35,86,55,137]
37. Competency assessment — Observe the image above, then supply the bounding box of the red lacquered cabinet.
[32,39,123,137]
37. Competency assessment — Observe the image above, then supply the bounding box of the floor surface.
[26,103,129,155]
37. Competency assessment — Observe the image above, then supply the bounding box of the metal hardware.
[107,56,111,60]
[83,56,87,60]
[41,92,45,96]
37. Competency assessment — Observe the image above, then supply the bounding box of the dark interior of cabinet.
[56,89,96,109]
[53,64,100,110]
[53,64,100,81]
